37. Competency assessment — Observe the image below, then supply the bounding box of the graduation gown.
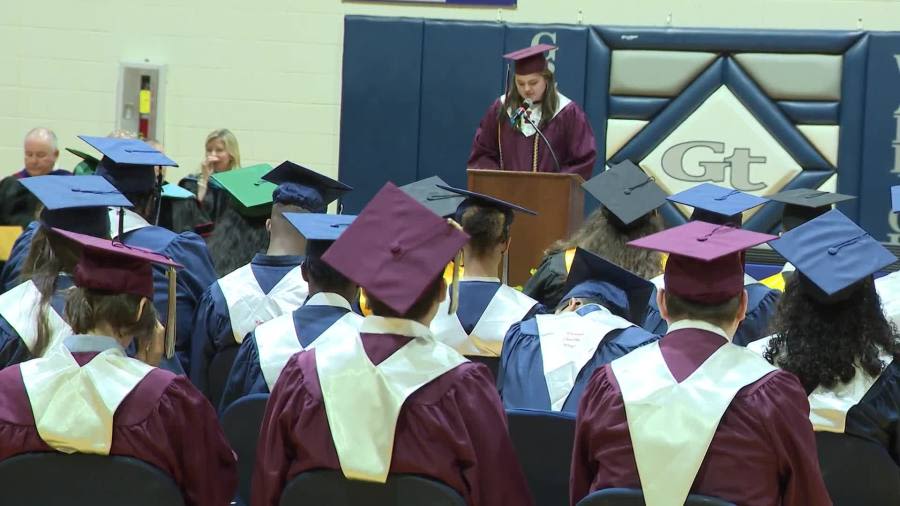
[468,96,597,181]
[646,274,780,347]
[0,335,237,506]
[523,249,571,310]
[0,220,39,292]
[0,277,71,369]
[498,304,658,413]
[0,169,71,227]
[113,209,218,374]
[218,292,356,413]
[570,325,830,506]
[431,278,539,356]
[190,254,308,393]
[253,316,533,506]
[175,175,229,234]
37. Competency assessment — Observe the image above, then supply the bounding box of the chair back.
[577,488,735,505]
[815,431,900,506]
[0,452,185,505]
[279,469,466,506]
[222,393,270,504]
[506,408,576,506]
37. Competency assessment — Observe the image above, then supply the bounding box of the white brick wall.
[1,0,898,183]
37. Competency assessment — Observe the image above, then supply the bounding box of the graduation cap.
[49,227,183,358]
[399,176,465,219]
[583,161,667,228]
[160,183,195,200]
[78,135,177,194]
[668,183,768,226]
[768,188,856,232]
[769,209,896,303]
[283,212,355,258]
[322,182,469,316]
[20,175,132,238]
[559,247,654,324]
[210,163,276,217]
[262,161,352,213]
[891,186,900,214]
[629,221,776,304]
[66,148,100,172]
[504,43,556,75]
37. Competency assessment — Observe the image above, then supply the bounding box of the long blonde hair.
[203,129,241,171]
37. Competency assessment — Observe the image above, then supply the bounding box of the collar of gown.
[63,334,126,354]
[666,319,731,342]
[360,316,433,339]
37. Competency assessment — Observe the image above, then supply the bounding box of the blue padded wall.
[340,17,424,213]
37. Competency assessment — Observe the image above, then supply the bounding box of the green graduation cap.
[67,148,100,175]
[211,163,276,217]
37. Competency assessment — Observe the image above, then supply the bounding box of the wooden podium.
[467,169,584,287]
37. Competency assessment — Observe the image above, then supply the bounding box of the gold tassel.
[449,250,462,315]
[165,266,177,359]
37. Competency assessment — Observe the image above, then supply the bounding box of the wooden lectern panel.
[467,169,584,287]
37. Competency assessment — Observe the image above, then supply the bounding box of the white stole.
[651,273,758,291]
[877,271,900,330]
[501,92,573,137]
[108,207,152,239]
[218,263,309,343]
[317,316,468,483]
[536,306,634,411]
[611,334,777,506]
[0,280,72,355]
[20,339,153,455]
[431,281,536,357]
[256,293,362,390]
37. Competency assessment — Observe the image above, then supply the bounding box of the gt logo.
[661,141,768,192]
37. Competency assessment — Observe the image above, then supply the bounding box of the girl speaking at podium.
[467,44,597,181]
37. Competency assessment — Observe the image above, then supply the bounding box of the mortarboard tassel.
[165,266,177,359]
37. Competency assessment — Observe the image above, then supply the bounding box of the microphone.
[522,101,562,172]
[510,98,533,123]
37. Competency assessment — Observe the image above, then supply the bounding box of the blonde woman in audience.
[175,128,241,234]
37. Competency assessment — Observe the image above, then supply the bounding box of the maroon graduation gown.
[468,99,597,181]
[570,328,832,506]
[0,352,238,506]
[253,333,534,506]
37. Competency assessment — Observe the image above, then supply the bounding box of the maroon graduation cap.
[504,44,556,75]
[628,221,776,304]
[322,182,469,315]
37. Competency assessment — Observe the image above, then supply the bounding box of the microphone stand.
[523,112,561,172]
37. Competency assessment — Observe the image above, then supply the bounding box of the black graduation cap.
[582,161,667,228]
[558,247,654,324]
[768,188,856,232]
[263,161,353,213]
[435,184,537,220]
[399,176,465,219]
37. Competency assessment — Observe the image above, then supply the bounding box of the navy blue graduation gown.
[497,304,659,413]
[843,361,900,465]
[0,277,70,369]
[0,220,38,292]
[189,254,304,393]
[644,282,779,347]
[218,300,352,413]
[456,280,542,332]
[119,225,217,374]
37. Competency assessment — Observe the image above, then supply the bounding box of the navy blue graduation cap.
[399,176,465,219]
[558,247,654,324]
[282,212,355,258]
[262,161,352,213]
[768,188,855,232]
[21,175,132,238]
[668,183,768,226]
[769,209,896,302]
[79,135,177,193]
[435,184,536,224]
[892,186,900,214]
[582,160,667,228]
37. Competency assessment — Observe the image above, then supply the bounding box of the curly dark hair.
[546,207,664,279]
[764,275,900,393]
[459,204,510,258]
